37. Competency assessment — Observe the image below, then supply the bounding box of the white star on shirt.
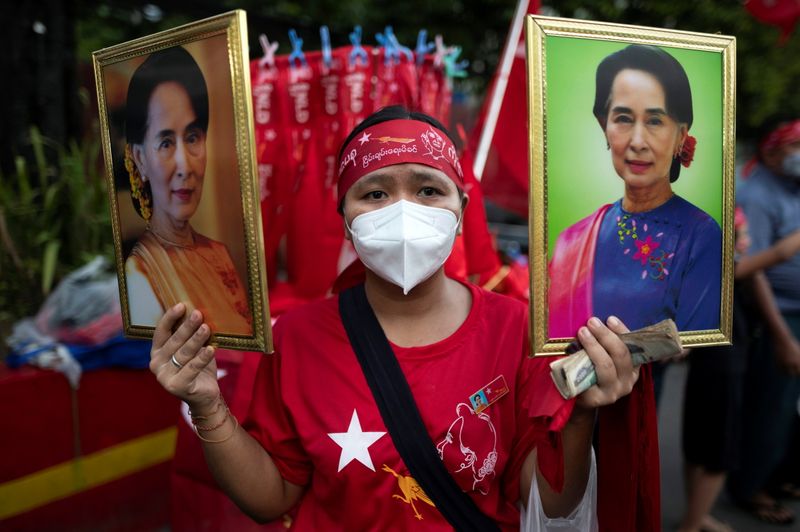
[358,132,372,145]
[328,409,386,472]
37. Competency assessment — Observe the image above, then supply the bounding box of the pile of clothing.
[5,256,151,388]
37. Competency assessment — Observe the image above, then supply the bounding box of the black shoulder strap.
[339,284,500,532]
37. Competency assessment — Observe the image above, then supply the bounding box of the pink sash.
[548,205,610,337]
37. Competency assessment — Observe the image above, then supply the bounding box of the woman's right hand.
[149,303,219,412]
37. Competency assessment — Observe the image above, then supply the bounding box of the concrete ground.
[658,361,800,531]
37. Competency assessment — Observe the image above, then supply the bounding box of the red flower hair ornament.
[679,135,697,168]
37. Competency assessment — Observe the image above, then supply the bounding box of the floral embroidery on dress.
[633,235,659,264]
[219,268,241,295]
[647,249,670,280]
[616,215,639,243]
[234,299,252,321]
[617,213,673,281]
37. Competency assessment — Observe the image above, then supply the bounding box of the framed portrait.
[526,16,736,355]
[93,10,272,352]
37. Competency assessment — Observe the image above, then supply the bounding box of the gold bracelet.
[189,395,225,421]
[194,411,238,443]
[195,406,231,432]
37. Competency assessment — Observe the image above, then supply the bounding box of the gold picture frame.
[526,15,736,355]
[93,10,272,352]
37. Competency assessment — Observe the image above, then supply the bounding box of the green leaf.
[43,183,61,212]
[14,156,33,204]
[41,240,60,295]
[30,127,48,190]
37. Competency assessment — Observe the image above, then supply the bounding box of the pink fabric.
[548,205,610,338]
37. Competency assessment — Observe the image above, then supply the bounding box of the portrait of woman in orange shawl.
[123,46,251,335]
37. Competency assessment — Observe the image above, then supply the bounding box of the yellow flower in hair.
[124,144,151,221]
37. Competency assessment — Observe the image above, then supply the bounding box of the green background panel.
[545,36,723,257]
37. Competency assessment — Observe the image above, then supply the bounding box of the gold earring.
[125,144,152,221]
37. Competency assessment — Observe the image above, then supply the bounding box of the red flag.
[466,0,539,218]
[452,149,502,283]
[339,46,375,141]
[444,0,537,296]
[745,0,800,43]
[250,57,289,287]
[373,48,419,110]
[286,51,345,299]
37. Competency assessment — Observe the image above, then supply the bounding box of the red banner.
[466,0,540,218]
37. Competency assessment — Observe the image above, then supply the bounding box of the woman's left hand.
[575,316,639,409]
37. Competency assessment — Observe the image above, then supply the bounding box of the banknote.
[549,319,682,399]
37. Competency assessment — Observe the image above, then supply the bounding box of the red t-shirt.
[244,283,567,530]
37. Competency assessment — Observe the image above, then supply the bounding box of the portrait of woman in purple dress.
[548,44,722,338]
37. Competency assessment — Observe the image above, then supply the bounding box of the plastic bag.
[4,256,145,389]
[521,448,598,532]
[34,256,122,345]
[6,318,82,388]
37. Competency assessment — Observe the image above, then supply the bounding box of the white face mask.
[347,199,460,294]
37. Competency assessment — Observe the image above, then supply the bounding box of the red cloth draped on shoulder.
[516,334,661,532]
[598,365,660,531]
[517,355,577,493]
[548,205,609,338]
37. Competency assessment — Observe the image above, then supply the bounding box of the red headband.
[337,119,464,206]
[760,119,800,154]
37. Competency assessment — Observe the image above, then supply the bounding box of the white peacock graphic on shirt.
[436,402,498,495]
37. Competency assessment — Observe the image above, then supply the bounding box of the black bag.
[339,284,500,532]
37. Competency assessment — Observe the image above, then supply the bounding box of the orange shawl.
[128,230,252,335]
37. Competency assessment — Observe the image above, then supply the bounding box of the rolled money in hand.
[549,319,682,399]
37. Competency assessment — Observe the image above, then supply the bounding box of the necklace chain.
[148,226,195,248]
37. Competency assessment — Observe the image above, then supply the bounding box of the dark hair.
[593,45,693,182]
[125,46,209,145]
[338,105,457,160]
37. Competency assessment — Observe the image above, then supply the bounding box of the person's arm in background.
[736,193,800,375]
[749,271,800,375]
[735,229,800,278]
